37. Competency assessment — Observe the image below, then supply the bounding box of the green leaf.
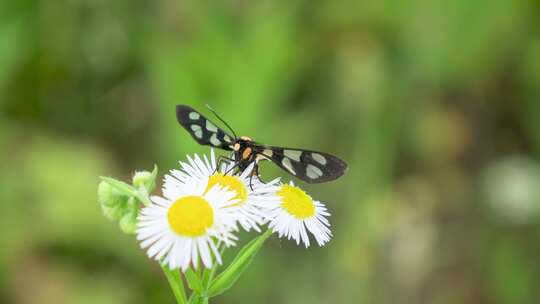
[161,264,188,304]
[100,176,151,206]
[185,268,204,294]
[187,294,205,304]
[148,164,158,191]
[100,177,138,197]
[201,268,212,290]
[207,229,272,297]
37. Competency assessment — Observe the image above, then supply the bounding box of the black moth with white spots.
[176,104,348,183]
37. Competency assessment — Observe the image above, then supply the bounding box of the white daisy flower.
[215,160,280,232]
[164,149,280,232]
[136,172,240,271]
[265,181,332,247]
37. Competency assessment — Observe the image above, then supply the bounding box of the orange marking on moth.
[233,143,241,151]
[242,147,252,160]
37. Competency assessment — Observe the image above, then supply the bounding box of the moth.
[176,104,348,184]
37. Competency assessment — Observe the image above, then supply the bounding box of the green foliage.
[185,268,204,294]
[162,264,188,304]
[207,230,272,298]
[98,181,129,221]
[99,166,156,234]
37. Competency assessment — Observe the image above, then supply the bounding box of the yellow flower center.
[167,196,214,237]
[206,173,248,206]
[278,185,315,219]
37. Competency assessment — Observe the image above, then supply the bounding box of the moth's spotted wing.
[176,105,234,150]
[259,146,348,183]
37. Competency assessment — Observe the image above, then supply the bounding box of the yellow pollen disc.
[278,185,316,219]
[167,196,214,237]
[206,174,248,206]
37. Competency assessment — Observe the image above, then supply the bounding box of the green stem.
[161,264,188,304]
[194,244,228,304]
[188,294,207,304]
[202,245,227,289]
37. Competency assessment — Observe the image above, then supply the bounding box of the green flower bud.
[133,171,152,188]
[98,169,154,234]
[98,180,132,223]
[101,202,125,221]
[119,208,138,235]
[98,180,126,207]
[132,165,158,193]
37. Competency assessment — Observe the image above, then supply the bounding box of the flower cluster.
[135,150,332,271]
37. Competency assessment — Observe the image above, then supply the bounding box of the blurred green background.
[2,0,540,303]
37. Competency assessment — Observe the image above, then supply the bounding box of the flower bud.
[101,201,126,221]
[98,181,130,221]
[98,180,125,207]
[120,208,138,234]
[133,165,158,193]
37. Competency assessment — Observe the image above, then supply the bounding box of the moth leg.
[254,168,267,184]
[248,163,261,190]
[251,153,270,185]
[248,170,254,191]
[215,154,236,174]
[223,159,243,175]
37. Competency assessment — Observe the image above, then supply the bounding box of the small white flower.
[265,181,332,247]
[164,149,280,232]
[137,168,240,271]
[216,160,280,232]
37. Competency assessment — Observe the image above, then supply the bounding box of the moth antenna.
[205,104,238,139]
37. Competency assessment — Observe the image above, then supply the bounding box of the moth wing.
[260,146,348,183]
[176,105,234,150]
